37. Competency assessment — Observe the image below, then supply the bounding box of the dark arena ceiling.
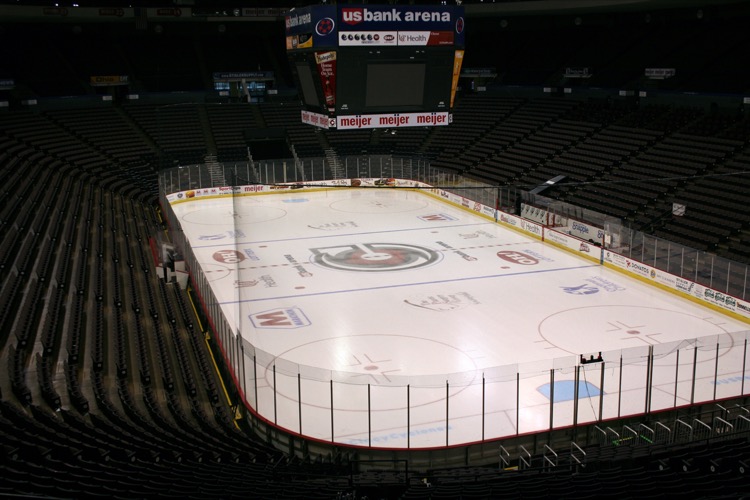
[2,0,750,15]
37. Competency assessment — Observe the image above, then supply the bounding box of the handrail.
[639,423,655,445]
[570,442,586,466]
[713,416,733,435]
[499,445,511,469]
[694,418,712,439]
[675,419,693,442]
[594,425,608,445]
[622,425,637,445]
[519,445,532,470]
[655,421,672,444]
[738,414,750,432]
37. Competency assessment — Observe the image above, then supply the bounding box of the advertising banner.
[645,68,676,79]
[338,31,397,46]
[288,5,464,50]
[396,31,454,46]
[450,49,464,108]
[603,250,750,321]
[336,111,451,130]
[338,5,464,46]
[544,229,601,262]
[301,110,332,129]
[285,5,338,50]
[212,71,274,81]
[314,51,337,111]
[90,75,129,86]
[564,67,592,78]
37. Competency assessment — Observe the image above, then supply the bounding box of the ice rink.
[170,187,750,448]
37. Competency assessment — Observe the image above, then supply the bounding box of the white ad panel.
[338,31,397,46]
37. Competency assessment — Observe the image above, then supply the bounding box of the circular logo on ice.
[310,243,441,272]
[316,17,335,36]
[213,250,246,264]
[496,250,539,266]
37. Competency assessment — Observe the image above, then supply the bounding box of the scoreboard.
[285,4,465,130]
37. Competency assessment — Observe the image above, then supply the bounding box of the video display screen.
[365,63,426,108]
[295,61,320,108]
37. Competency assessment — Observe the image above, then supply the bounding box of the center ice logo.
[310,243,441,272]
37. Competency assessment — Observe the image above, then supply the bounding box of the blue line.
[219,264,599,305]
[191,222,497,249]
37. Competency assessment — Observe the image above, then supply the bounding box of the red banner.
[314,51,337,112]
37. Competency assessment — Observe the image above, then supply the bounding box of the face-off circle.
[310,243,442,272]
[538,305,735,366]
[182,205,287,225]
[263,334,478,411]
[329,195,428,214]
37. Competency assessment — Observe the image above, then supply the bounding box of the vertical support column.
[240,339,247,404]
[742,338,748,396]
[407,384,411,449]
[330,380,334,443]
[599,361,607,422]
[367,384,371,448]
[482,375,486,441]
[273,364,277,424]
[516,372,520,435]
[645,345,654,414]
[549,369,555,431]
[691,343,699,404]
[298,373,302,435]
[674,349,680,408]
[713,342,720,400]
[572,366,579,428]
[618,354,623,418]
[253,354,258,411]
[446,380,450,447]
[495,188,500,223]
